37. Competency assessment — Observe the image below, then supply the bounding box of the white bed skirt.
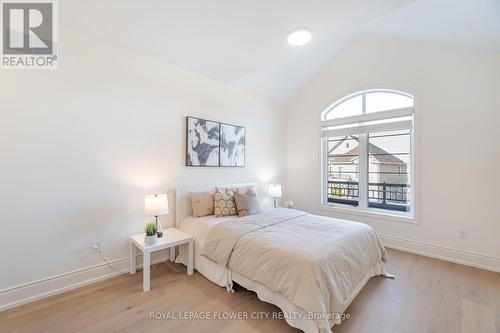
[177,245,384,333]
[231,271,319,333]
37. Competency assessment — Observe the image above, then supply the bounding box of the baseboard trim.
[3,236,499,312]
[380,234,500,273]
[0,253,170,312]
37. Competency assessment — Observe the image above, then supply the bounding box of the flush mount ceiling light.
[287,28,312,46]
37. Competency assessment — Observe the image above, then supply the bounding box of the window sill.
[319,204,419,225]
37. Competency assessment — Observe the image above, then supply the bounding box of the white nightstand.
[129,228,193,292]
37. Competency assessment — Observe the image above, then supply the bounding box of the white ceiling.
[367,0,500,51]
[64,0,500,104]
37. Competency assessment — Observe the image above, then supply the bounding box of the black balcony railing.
[327,181,359,206]
[327,181,410,212]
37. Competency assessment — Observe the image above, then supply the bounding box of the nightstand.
[129,228,193,292]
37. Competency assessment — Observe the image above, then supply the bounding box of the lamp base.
[155,216,164,238]
[273,197,279,209]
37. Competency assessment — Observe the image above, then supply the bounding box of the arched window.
[321,89,415,218]
[322,89,413,120]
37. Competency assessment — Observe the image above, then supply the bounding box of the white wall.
[0,26,284,308]
[285,35,500,271]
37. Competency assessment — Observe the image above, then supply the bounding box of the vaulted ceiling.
[65,0,500,104]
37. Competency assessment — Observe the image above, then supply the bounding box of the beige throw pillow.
[190,191,215,217]
[214,189,237,217]
[233,191,261,217]
[224,186,255,196]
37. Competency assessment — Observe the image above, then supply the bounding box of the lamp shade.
[268,184,282,198]
[145,194,169,216]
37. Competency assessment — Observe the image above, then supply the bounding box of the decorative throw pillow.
[224,186,255,196]
[233,191,261,217]
[190,191,215,217]
[214,188,237,217]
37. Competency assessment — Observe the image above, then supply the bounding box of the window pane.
[325,95,363,120]
[366,92,413,113]
[327,135,359,206]
[368,129,411,212]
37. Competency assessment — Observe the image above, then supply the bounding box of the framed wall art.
[220,123,245,167]
[186,117,220,167]
[185,117,245,167]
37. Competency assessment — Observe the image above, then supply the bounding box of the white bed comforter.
[201,208,387,333]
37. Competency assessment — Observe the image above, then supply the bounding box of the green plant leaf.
[144,222,157,236]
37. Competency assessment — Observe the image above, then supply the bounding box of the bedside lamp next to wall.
[268,184,282,209]
[145,194,169,238]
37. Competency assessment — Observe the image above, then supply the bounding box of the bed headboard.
[175,182,258,227]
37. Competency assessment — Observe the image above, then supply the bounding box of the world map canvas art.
[186,117,245,167]
[186,117,220,166]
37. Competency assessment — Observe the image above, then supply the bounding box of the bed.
[175,183,389,333]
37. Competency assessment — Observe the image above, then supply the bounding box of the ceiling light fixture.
[287,28,312,46]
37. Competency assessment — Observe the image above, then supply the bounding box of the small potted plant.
[144,222,158,245]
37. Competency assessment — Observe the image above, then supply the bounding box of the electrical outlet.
[458,229,468,240]
[91,240,101,252]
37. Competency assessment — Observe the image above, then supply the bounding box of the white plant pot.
[144,234,158,245]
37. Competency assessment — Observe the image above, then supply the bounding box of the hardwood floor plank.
[462,299,496,333]
[485,271,500,333]
[5,271,133,321]
[457,264,492,307]
[1,249,499,333]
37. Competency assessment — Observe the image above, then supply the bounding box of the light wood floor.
[1,249,499,333]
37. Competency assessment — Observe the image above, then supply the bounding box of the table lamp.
[268,184,282,208]
[145,194,169,238]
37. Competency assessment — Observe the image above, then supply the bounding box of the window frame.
[320,89,419,223]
